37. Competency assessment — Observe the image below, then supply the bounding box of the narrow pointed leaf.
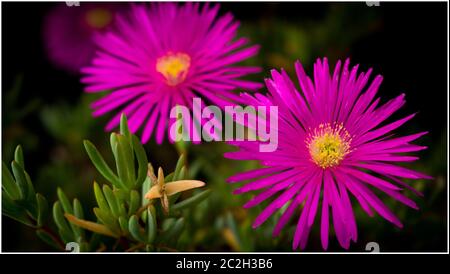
[93,207,120,234]
[118,202,127,218]
[132,135,148,187]
[14,145,25,168]
[2,162,20,200]
[113,188,128,202]
[119,216,129,234]
[178,166,187,180]
[141,176,151,206]
[24,171,37,212]
[57,188,73,214]
[116,134,135,186]
[103,185,120,217]
[110,132,118,159]
[65,213,118,238]
[173,154,185,181]
[93,182,109,213]
[73,199,84,220]
[147,207,157,244]
[2,193,34,227]
[58,227,75,243]
[84,140,122,188]
[161,218,185,244]
[53,202,72,234]
[120,113,132,139]
[11,161,28,200]
[171,189,211,212]
[129,190,140,216]
[165,172,174,183]
[113,141,132,189]
[73,199,85,238]
[36,193,48,227]
[128,215,147,243]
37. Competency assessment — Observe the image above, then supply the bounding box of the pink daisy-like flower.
[225,58,431,250]
[43,3,120,73]
[81,3,261,143]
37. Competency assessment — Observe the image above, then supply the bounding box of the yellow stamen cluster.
[306,123,352,169]
[156,52,191,86]
[85,8,113,30]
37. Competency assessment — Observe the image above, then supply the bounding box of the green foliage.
[2,145,48,229]
[2,114,210,252]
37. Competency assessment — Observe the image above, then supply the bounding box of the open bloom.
[43,3,120,73]
[81,3,261,143]
[225,58,431,250]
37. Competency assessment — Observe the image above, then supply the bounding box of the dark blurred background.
[2,2,447,251]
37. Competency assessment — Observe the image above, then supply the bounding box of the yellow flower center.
[306,123,351,168]
[156,52,191,86]
[85,8,113,30]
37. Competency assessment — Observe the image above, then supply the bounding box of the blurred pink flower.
[43,3,120,73]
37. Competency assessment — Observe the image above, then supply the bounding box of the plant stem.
[41,225,65,251]
[135,203,152,216]
[125,243,146,252]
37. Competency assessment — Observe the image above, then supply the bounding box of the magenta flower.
[43,3,120,74]
[81,3,261,143]
[225,58,431,250]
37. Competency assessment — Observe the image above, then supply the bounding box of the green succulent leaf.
[73,199,85,239]
[114,135,134,189]
[93,207,120,235]
[120,113,132,140]
[165,172,174,183]
[11,161,28,200]
[128,215,147,243]
[128,190,140,216]
[118,216,129,234]
[147,207,157,244]
[36,193,48,227]
[24,171,37,212]
[161,218,185,244]
[113,142,127,188]
[53,202,71,232]
[110,131,118,157]
[57,188,73,215]
[102,185,120,218]
[178,166,187,180]
[83,140,123,188]
[141,176,152,207]
[58,227,74,243]
[113,188,128,202]
[171,189,211,212]
[73,199,84,220]
[93,182,110,213]
[14,145,25,169]
[2,192,34,227]
[173,154,185,181]
[132,135,148,187]
[2,162,20,200]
